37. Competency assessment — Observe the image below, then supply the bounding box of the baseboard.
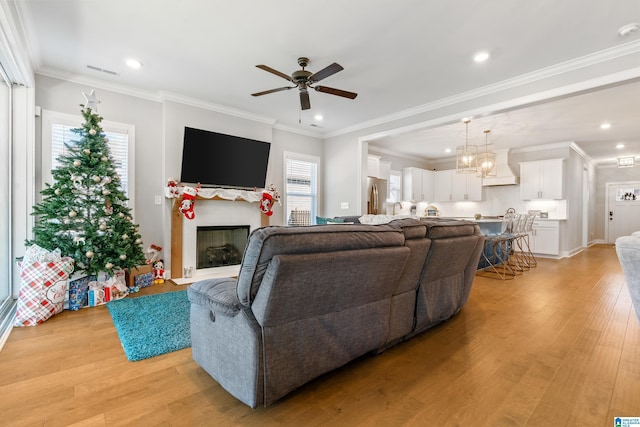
[0,301,17,352]
[169,265,241,286]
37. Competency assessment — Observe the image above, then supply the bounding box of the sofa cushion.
[388,218,427,239]
[188,278,241,316]
[236,224,406,306]
[420,218,478,239]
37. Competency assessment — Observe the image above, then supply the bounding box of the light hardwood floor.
[1,244,638,426]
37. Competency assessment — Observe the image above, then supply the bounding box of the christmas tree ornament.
[84,149,91,155]
[69,210,77,218]
[89,129,97,136]
[99,222,107,231]
[118,212,125,218]
[92,175,101,183]
[54,189,61,196]
[179,185,199,220]
[73,160,81,167]
[105,262,114,270]
[101,156,108,162]
[86,251,94,258]
[102,177,111,184]
[102,189,111,196]
[119,254,127,260]
[122,234,129,240]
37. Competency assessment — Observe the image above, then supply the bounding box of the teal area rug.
[107,290,190,361]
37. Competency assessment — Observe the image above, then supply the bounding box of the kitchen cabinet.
[530,220,560,256]
[520,158,564,200]
[367,155,381,178]
[433,170,483,201]
[403,167,433,202]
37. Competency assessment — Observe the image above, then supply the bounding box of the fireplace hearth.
[196,225,249,269]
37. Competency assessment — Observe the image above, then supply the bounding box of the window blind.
[285,157,317,225]
[51,124,129,198]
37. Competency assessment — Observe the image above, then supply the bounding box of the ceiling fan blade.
[256,64,292,81]
[251,86,294,97]
[308,63,343,83]
[300,91,311,110]
[314,85,358,99]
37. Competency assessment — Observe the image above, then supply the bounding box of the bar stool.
[478,213,518,280]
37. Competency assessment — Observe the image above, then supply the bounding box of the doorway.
[606,181,640,243]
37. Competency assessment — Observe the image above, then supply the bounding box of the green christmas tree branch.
[28,104,146,276]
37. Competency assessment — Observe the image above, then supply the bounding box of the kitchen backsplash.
[398,185,567,219]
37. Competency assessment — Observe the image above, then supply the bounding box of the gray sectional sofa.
[187,218,484,407]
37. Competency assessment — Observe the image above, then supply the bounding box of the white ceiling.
[15,0,640,164]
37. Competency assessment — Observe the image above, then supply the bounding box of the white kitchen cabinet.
[531,220,560,256]
[367,155,381,178]
[434,170,483,201]
[403,167,433,202]
[433,170,452,201]
[520,159,564,200]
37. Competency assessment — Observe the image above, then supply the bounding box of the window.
[284,152,319,226]
[42,110,135,210]
[389,169,402,203]
[0,63,12,338]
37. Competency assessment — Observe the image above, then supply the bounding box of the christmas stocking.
[180,185,198,220]
[260,192,274,216]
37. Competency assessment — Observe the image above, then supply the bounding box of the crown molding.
[326,41,640,139]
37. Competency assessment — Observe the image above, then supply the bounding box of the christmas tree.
[28,91,146,276]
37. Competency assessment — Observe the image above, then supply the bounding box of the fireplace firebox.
[196,225,249,269]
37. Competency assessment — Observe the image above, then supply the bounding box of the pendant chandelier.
[456,118,478,174]
[477,129,497,178]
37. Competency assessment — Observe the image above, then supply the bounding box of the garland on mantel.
[164,180,280,219]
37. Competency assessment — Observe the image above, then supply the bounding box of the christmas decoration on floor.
[27,91,146,277]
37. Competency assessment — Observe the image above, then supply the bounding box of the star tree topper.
[83,89,101,112]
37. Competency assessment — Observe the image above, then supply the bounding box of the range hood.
[482,148,519,186]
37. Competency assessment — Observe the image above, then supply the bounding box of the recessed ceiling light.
[617,143,625,149]
[445,148,452,153]
[473,51,490,62]
[600,123,611,129]
[619,23,640,37]
[125,59,143,69]
[314,114,323,121]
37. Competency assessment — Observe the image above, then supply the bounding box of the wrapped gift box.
[126,264,154,289]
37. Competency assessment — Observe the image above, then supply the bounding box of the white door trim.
[605,180,640,243]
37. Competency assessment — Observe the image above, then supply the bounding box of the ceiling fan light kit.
[251,57,357,111]
[456,118,479,174]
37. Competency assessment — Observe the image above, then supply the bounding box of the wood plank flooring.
[1,244,638,426]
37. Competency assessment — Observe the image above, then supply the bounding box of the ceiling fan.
[251,57,358,110]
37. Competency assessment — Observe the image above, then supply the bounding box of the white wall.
[35,75,164,252]
[35,75,324,270]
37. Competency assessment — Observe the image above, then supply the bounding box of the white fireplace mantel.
[169,188,270,280]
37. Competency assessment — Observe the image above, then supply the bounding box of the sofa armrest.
[187,278,241,316]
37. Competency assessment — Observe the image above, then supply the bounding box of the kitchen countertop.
[437,216,566,222]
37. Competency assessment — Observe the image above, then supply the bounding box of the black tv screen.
[180,127,271,189]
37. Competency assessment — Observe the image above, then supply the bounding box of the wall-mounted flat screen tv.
[180,127,271,189]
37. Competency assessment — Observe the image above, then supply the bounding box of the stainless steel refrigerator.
[367,177,387,215]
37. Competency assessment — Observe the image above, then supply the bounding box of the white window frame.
[41,109,136,218]
[283,151,320,225]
